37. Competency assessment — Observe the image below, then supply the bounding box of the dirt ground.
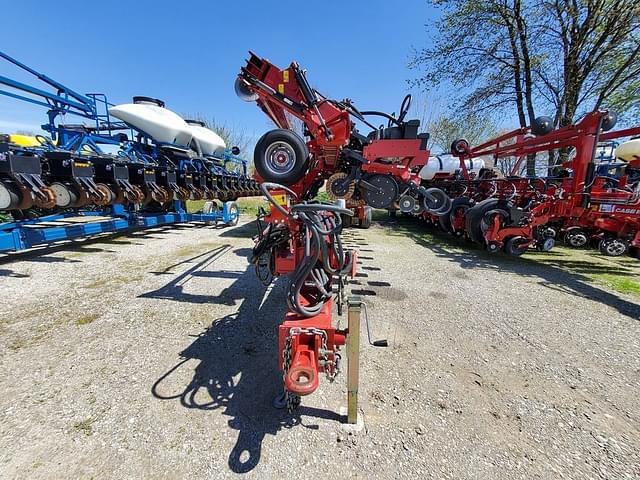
[1,217,639,479]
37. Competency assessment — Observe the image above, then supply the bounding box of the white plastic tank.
[185,120,227,156]
[419,154,488,180]
[109,98,193,146]
[616,138,640,162]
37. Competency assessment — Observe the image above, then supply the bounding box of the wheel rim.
[0,182,12,209]
[229,205,239,225]
[265,141,296,175]
[605,240,626,256]
[399,195,416,213]
[567,231,587,247]
[51,182,72,207]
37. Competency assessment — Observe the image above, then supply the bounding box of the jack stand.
[347,296,361,425]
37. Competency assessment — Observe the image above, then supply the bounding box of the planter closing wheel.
[254,129,309,185]
[505,236,529,256]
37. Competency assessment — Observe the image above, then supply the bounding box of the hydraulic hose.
[256,182,355,317]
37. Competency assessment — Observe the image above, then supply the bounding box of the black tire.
[358,206,372,229]
[464,198,511,244]
[505,236,529,256]
[253,129,309,185]
[341,213,353,228]
[450,138,470,155]
[629,246,640,259]
[422,187,451,214]
[225,201,239,226]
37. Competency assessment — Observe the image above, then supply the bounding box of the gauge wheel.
[439,197,471,235]
[0,181,20,210]
[564,228,588,248]
[50,182,74,208]
[599,237,628,257]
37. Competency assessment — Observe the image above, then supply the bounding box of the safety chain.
[281,327,341,413]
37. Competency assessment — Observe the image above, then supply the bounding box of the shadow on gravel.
[150,246,341,473]
[0,268,29,278]
[380,218,640,320]
[219,220,257,239]
[0,222,217,265]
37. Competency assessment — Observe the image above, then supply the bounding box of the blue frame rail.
[0,202,239,253]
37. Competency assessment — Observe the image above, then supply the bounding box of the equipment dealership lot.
[1,219,639,479]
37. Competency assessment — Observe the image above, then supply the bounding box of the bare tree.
[427,114,498,153]
[411,0,640,146]
[184,113,254,156]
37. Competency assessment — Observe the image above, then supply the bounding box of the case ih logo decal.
[601,204,640,215]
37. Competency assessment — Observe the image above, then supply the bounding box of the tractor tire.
[254,129,309,186]
[464,198,511,245]
[358,206,372,229]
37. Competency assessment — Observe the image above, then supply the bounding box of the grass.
[174,240,221,257]
[376,214,640,299]
[76,313,99,326]
[186,197,268,217]
[588,274,640,296]
[72,416,97,436]
[83,274,144,289]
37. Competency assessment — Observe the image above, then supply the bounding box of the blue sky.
[0,0,440,146]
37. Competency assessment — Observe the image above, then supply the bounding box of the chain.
[281,327,342,413]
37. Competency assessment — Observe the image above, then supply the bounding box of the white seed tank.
[616,138,640,162]
[185,120,226,156]
[109,98,193,146]
[419,154,491,180]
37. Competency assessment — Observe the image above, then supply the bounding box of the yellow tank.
[7,134,49,148]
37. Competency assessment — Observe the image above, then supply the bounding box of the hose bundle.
[254,183,354,317]
[286,203,354,317]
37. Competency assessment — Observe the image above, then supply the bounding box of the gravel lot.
[1,217,639,479]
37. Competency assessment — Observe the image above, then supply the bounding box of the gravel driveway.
[0,218,638,479]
